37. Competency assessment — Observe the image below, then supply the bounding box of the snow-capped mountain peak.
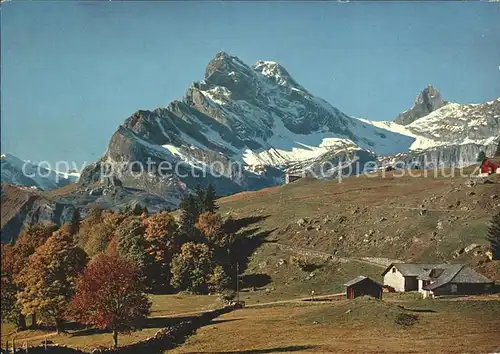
[253,60,305,91]
[74,53,499,204]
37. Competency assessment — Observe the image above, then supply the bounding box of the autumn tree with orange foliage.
[196,212,235,292]
[143,212,180,292]
[196,212,234,249]
[78,206,129,258]
[71,253,151,348]
[16,226,87,333]
[76,204,103,249]
[1,223,58,329]
[1,245,19,327]
[87,211,127,257]
[4,223,59,276]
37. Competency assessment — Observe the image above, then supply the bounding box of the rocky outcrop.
[394,85,447,125]
[0,184,76,243]
[0,183,176,243]
[390,141,498,169]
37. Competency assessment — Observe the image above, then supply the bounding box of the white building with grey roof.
[382,263,493,297]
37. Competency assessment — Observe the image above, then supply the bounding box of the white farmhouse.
[382,263,437,292]
[382,263,494,297]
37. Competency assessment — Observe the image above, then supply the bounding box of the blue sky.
[1,1,499,167]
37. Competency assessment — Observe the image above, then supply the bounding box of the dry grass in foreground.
[169,297,500,354]
[1,294,222,350]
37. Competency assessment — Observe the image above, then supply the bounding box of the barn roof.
[417,263,456,280]
[344,275,382,287]
[381,263,438,277]
[423,265,493,290]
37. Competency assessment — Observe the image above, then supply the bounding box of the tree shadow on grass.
[230,228,277,276]
[397,305,436,313]
[183,345,316,353]
[143,316,242,329]
[68,316,242,338]
[68,316,197,337]
[224,215,271,234]
[240,273,272,289]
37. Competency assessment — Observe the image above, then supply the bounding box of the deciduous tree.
[1,245,21,327]
[2,223,58,329]
[76,204,103,248]
[171,242,214,293]
[8,223,59,275]
[115,216,147,271]
[208,265,231,293]
[143,212,180,291]
[196,212,233,248]
[71,253,151,348]
[16,227,87,333]
[1,269,17,323]
[83,211,127,258]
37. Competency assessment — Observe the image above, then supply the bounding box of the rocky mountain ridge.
[79,53,498,197]
[78,52,419,201]
[394,85,448,126]
[1,153,79,190]
[2,53,499,230]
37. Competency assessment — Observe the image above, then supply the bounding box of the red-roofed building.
[479,158,500,176]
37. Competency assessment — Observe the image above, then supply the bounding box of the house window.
[451,284,458,293]
[392,268,396,273]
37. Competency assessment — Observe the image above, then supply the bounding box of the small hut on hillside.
[480,158,500,176]
[344,276,383,300]
[285,173,302,184]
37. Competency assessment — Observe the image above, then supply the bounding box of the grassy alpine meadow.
[0,294,223,351]
[2,294,500,353]
[168,296,500,354]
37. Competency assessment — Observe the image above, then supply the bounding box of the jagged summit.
[76,53,498,209]
[253,60,305,91]
[203,52,306,93]
[394,85,447,126]
[204,52,252,80]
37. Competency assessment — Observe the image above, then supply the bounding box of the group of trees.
[0,184,238,347]
[172,184,239,293]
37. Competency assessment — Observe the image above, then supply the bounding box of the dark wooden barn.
[344,276,383,299]
[285,173,302,184]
